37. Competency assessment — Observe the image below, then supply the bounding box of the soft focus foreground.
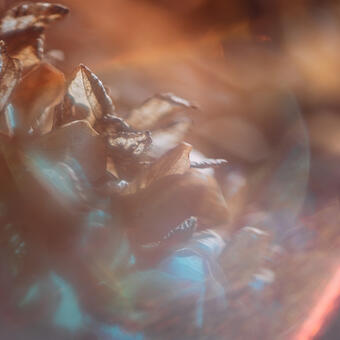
[0,1,340,339]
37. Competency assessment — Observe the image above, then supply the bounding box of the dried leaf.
[138,142,192,189]
[127,93,195,131]
[0,2,69,34]
[62,64,116,127]
[0,26,44,70]
[0,41,21,112]
[11,62,65,134]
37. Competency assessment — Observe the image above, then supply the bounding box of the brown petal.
[54,93,90,127]
[63,64,115,126]
[0,27,44,70]
[122,170,229,245]
[107,130,152,157]
[11,62,65,134]
[127,93,195,131]
[107,130,152,180]
[0,41,21,113]
[0,2,68,71]
[80,64,114,120]
[138,142,192,189]
[0,2,69,34]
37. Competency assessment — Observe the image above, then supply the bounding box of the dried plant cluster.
[0,1,229,244]
[0,2,234,338]
[3,3,339,340]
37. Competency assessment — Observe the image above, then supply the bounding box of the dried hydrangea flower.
[0,2,231,335]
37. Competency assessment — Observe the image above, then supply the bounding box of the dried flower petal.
[0,2,69,34]
[60,64,117,127]
[0,26,44,70]
[80,64,114,120]
[123,170,229,246]
[59,65,153,181]
[127,93,195,131]
[107,130,152,180]
[138,142,192,189]
[54,93,90,127]
[107,131,152,157]
[11,62,65,134]
[0,2,68,70]
[0,41,21,113]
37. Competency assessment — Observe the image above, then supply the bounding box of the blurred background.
[2,0,340,339]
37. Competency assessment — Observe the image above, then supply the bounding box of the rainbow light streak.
[294,265,340,340]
